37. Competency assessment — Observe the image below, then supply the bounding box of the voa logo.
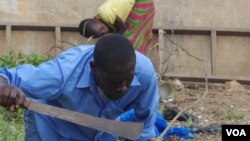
[226,129,246,136]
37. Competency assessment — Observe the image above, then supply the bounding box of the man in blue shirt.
[0,34,159,141]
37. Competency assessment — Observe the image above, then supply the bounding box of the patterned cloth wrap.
[123,0,155,53]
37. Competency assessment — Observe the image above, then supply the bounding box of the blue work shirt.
[0,45,159,141]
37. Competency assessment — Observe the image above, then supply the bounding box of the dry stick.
[44,40,76,56]
[58,40,76,47]
[164,32,204,62]
[159,31,204,78]
[156,58,209,141]
[44,46,65,56]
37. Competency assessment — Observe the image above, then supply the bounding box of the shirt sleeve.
[96,1,117,25]
[134,72,160,140]
[95,0,135,25]
[0,47,83,100]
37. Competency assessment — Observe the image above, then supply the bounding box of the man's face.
[90,19,110,38]
[91,63,135,100]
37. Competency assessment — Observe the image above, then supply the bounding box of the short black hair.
[78,18,95,38]
[94,33,136,73]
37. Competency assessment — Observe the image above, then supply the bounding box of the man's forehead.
[102,64,134,74]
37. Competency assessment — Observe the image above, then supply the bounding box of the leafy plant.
[0,51,51,141]
[0,111,24,141]
[0,51,50,68]
[224,109,245,121]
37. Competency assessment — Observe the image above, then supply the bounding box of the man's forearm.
[0,76,7,86]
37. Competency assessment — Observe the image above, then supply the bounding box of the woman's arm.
[114,16,126,34]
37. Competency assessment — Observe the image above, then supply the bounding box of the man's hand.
[0,85,25,111]
[149,137,162,141]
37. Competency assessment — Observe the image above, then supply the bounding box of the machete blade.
[24,100,143,140]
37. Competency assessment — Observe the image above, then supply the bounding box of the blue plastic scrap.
[118,110,195,140]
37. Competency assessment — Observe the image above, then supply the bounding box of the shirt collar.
[76,62,141,88]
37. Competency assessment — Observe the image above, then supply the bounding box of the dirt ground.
[159,80,250,141]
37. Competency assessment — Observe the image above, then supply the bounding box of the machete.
[23,100,143,140]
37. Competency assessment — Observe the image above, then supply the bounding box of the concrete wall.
[0,0,103,55]
[215,36,250,77]
[154,0,250,29]
[160,34,211,75]
[0,0,104,25]
[1,0,250,28]
[0,0,250,80]
[154,0,250,79]
[157,34,250,79]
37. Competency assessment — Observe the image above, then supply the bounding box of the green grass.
[224,109,245,121]
[0,51,51,141]
[0,51,50,68]
[0,107,24,141]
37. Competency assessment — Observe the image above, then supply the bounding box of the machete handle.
[22,98,32,109]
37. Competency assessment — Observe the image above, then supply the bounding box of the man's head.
[90,34,136,100]
[79,18,110,38]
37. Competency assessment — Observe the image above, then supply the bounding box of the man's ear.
[90,61,96,72]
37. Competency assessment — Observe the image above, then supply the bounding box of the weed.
[224,109,245,121]
[0,51,50,141]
